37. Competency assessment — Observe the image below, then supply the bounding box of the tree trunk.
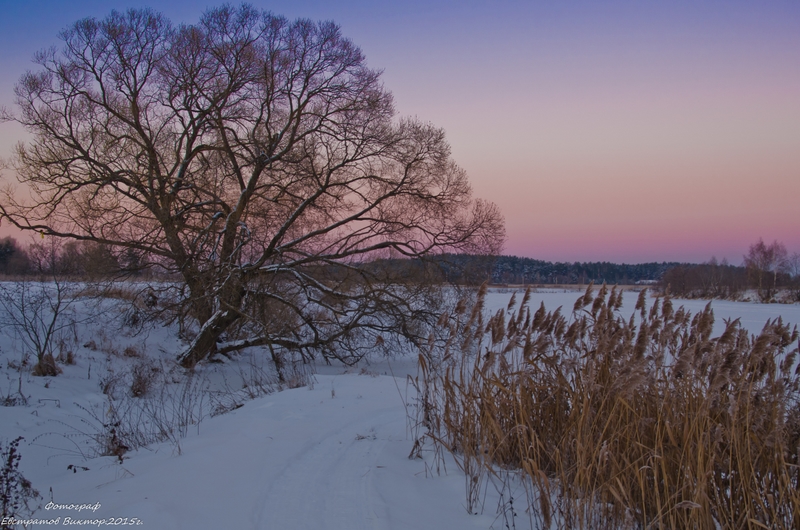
[177,308,241,367]
[178,275,244,367]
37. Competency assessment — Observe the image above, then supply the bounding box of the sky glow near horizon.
[0,0,797,264]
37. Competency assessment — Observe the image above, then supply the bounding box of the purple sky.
[1,1,798,264]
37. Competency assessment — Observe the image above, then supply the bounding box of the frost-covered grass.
[0,282,798,529]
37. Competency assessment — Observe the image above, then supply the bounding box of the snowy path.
[254,402,397,529]
[34,374,495,530]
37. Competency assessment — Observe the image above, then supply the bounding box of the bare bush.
[0,437,41,527]
[0,278,78,376]
[129,360,159,398]
[40,370,209,461]
[1,349,30,407]
[30,354,60,377]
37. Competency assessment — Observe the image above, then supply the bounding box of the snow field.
[1,284,798,529]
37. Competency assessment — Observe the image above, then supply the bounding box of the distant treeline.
[0,239,711,287]
[0,237,145,278]
[491,256,799,302]
[3,239,798,303]
[660,261,749,299]
[360,255,679,286]
[489,256,678,285]
[661,260,799,302]
[365,254,799,303]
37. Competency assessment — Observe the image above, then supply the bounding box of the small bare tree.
[0,276,76,376]
[1,5,504,369]
[744,238,789,302]
[787,252,800,302]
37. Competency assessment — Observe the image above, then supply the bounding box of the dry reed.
[412,283,800,529]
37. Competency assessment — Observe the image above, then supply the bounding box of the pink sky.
[1,1,798,264]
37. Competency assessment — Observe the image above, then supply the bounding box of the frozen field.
[1,285,798,529]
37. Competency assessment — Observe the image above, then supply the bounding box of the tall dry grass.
[412,283,800,529]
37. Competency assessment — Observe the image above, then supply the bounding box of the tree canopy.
[1,5,504,369]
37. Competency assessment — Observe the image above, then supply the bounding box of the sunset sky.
[1,0,798,264]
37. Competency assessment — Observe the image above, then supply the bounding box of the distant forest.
[0,240,722,287]
[437,254,798,303]
[401,254,678,285]
[371,254,798,303]
[489,255,678,285]
[0,239,677,286]
[3,238,798,302]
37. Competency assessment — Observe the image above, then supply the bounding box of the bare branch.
[5,4,505,368]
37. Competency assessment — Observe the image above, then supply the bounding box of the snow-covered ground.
[1,285,798,529]
[7,372,497,529]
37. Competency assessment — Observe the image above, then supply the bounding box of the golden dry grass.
[413,283,800,529]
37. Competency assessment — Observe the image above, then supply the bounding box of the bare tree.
[1,6,504,369]
[744,238,788,302]
[786,252,800,302]
[788,252,800,278]
[0,241,79,378]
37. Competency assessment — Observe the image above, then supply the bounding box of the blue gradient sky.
[1,1,798,263]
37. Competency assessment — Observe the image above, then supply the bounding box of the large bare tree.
[1,6,504,369]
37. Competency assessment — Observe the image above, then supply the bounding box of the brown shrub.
[129,361,160,398]
[31,354,61,377]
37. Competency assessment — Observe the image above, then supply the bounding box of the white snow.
[1,285,798,529]
[22,374,495,529]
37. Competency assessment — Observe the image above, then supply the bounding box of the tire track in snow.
[253,404,401,529]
